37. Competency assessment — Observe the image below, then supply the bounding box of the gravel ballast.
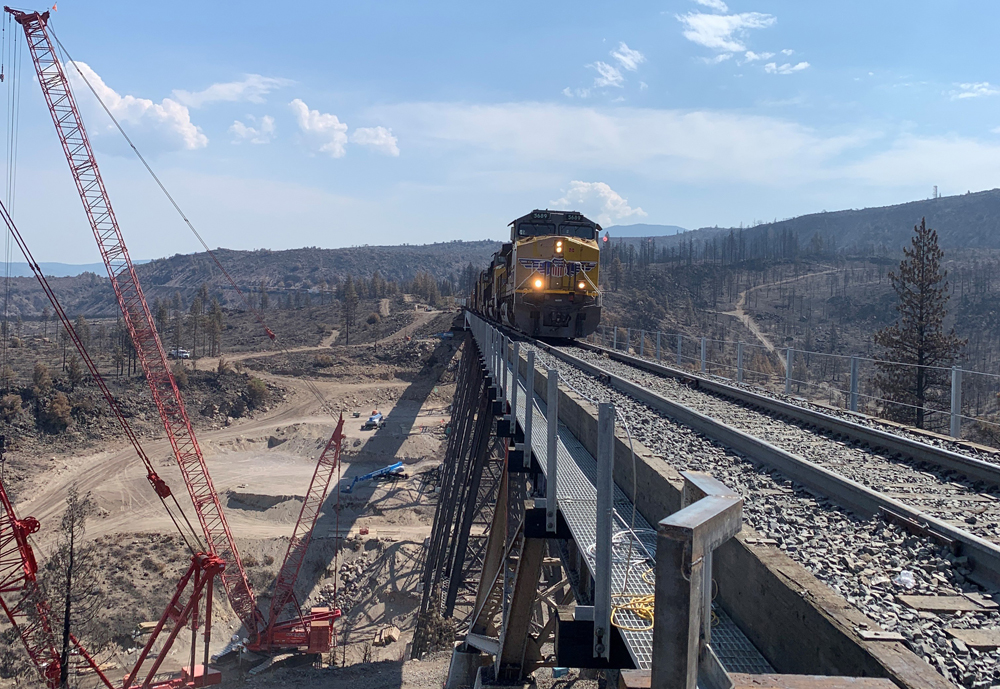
[530,345,1000,686]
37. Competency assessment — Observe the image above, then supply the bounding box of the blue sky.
[4,0,1000,262]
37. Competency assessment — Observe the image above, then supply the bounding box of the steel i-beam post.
[785,347,793,395]
[546,369,559,533]
[951,366,963,438]
[594,403,614,660]
[850,356,859,412]
[523,351,535,469]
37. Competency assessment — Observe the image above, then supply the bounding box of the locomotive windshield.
[559,224,596,239]
[517,223,556,237]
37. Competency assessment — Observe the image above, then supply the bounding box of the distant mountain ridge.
[0,240,501,318]
[604,223,687,237]
[0,261,150,278]
[670,189,1000,254]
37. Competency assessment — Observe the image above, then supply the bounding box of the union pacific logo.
[518,258,597,276]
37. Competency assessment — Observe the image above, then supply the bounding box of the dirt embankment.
[0,303,466,688]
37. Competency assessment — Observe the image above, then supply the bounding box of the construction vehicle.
[341,461,405,493]
[362,411,385,430]
[3,4,348,673]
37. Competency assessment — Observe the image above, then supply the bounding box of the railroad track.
[514,336,1000,686]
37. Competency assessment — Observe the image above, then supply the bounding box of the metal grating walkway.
[497,339,771,673]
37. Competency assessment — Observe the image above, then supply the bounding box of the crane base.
[181,664,222,686]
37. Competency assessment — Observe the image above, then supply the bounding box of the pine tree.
[873,218,965,428]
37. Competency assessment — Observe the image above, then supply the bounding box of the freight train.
[471,210,602,339]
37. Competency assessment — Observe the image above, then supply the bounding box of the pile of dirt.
[0,366,284,496]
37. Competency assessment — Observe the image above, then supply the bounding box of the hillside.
[0,240,500,318]
[649,188,1000,255]
[604,223,687,237]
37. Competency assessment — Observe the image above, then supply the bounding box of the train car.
[474,209,602,339]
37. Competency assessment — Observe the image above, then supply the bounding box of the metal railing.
[595,326,998,440]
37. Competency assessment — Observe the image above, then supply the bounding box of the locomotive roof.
[509,209,600,227]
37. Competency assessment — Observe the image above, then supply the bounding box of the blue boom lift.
[340,461,405,493]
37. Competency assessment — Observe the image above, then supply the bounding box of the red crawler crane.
[0,478,60,688]
[0,192,228,687]
[5,6,344,654]
[1,471,225,689]
[258,418,345,652]
[5,5,262,638]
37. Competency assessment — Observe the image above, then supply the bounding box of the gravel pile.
[570,348,1000,546]
[531,345,1000,686]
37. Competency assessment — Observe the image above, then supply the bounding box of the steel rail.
[576,341,1000,488]
[533,340,1000,590]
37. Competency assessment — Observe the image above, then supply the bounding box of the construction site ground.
[0,303,465,688]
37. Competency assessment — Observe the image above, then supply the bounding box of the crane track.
[508,334,1000,684]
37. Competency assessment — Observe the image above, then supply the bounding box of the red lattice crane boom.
[0,193,226,688]
[0,479,61,689]
[258,416,344,651]
[4,7,263,639]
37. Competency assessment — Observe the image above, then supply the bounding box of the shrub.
[32,362,52,394]
[171,362,188,389]
[0,393,21,421]
[67,356,84,388]
[216,357,231,374]
[41,392,72,431]
[314,354,334,368]
[367,312,380,325]
[246,378,267,409]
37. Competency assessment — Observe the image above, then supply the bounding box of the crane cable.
[1,15,17,390]
[51,29,341,421]
[0,30,204,552]
[50,30,272,342]
[0,195,205,556]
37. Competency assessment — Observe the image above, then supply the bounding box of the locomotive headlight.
[578,281,586,290]
[534,278,543,289]
[555,240,563,253]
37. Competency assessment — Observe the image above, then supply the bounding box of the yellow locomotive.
[472,210,602,338]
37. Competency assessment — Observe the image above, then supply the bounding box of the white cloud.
[640,82,649,91]
[68,61,207,151]
[951,82,999,100]
[677,12,776,53]
[350,126,400,156]
[173,75,292,108]
[562,87,592,98]
[744,51,774,62]
[611,42,645,72]
[230,115,275,144]
[781,49,795,55]
[848,134,1000,190]
[290,98,349,157]
[695,0,729,11]
[552,181,647,226]
[380,102,871,185]
[701,53,733,65]
[765,61,810,75]
[591,61,624,88]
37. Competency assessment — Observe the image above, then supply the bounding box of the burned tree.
[873,218,964,428]
[41,486,103,688]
